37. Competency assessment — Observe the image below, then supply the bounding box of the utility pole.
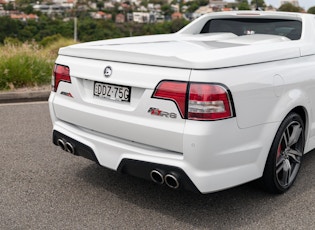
[74,17,77,42]
[256,0,259,10]
[73,0,78,42]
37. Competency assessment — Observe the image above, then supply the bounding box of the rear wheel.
[262,112,305,193]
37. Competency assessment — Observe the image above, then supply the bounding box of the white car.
[49,11,315,194]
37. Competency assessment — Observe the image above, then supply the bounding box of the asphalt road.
[1,102,314,229]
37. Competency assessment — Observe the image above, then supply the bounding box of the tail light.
[188,83,232,120]
[152,81,188,118]
[152,80,234,121]
[52,64,71,92]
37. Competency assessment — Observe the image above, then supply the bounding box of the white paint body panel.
[49,11,315,193]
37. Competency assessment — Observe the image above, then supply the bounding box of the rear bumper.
[53,130,199,193]
[50,89,280,193]
[51,117,280,194]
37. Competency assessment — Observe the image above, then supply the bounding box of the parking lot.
[1,102,314,229]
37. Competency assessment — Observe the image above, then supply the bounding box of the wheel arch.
[270,105,309,155]
[261,105,309,176]
[262,107,307,193]
[267,87,310,150]
[289,106,310,154]
[290,106,308,134]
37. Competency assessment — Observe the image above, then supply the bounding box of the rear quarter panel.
[190,55,315,153]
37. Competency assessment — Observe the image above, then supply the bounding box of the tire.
[262,112,305,194]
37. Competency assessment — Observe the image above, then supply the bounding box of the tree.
[96,1,104,10]
[250,0,266,9]
[227,2,238,10]
[307,6,315,14]
[21,5,35,14]
[238,0,250,10]
[186,2,199,13]
[0,17,20,44]
[185,0,208,13]
[161,4,173,16]
[4,3,15,10]
[278,3,303,12]
[15,0,38,11]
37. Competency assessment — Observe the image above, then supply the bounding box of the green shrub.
[39,34,63,47]
[4,37,22,46]
[43,36,76,57]
[0,44,52,90]
[0,38,76,90]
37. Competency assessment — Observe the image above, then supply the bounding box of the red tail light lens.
[188,83,232,120]
[52,64,71,92]
[152,81,188,118]
[152,81,233,121]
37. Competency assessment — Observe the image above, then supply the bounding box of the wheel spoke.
[282,160,292,186]
[276,156,285,174]
[287,149,302,164]
[277,159,292,186]
[287,124,302,147]
[283,129,289,147]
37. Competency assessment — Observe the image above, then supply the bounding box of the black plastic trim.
[53,130,99,164]
[117,159,200,193]
[53,131,200,193]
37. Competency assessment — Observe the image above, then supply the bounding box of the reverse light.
[188,83,232,120]
[52,64,71,92]
[152,81,233,121]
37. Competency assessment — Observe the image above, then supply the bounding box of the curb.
[0,90,50,104]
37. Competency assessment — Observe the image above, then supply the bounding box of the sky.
[226,0,315,10]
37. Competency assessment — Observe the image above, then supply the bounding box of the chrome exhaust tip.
[150,170,164,185]
[165,174,180,189]
[65,142,75,154]
[57,139,66,151]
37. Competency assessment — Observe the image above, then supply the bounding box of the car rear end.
[50,11,305,193]
[50,53,197,187]
[50,47,251,193]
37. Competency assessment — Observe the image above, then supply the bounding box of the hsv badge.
[104,66,112,77]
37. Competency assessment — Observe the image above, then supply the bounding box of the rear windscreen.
[200,18,302,40]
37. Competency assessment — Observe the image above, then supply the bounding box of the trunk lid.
[59,33,301,69]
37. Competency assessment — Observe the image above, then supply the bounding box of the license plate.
[94,82,131,102]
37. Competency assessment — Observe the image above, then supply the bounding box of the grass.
[0,37,76,90]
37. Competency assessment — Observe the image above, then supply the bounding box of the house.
[10,13,39,21]
[194,5,213,18]
[133,12,149,23]
[115,13,125,23]
[33,4,69,14]
[171,12,182,20]
[0,5,6,16]
[209,0,227,9]
[91,11,104,19]
[104,2,115,10]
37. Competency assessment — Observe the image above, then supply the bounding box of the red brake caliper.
[276,144,281,159]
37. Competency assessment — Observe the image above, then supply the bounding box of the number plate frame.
[94,82,131,102]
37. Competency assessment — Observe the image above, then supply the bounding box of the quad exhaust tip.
[150,170,164,185]
[65,142,75,154]
[57,138,75,155]
[165,174,180,189]
[150,170,180,189]
[57,139,66,151]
